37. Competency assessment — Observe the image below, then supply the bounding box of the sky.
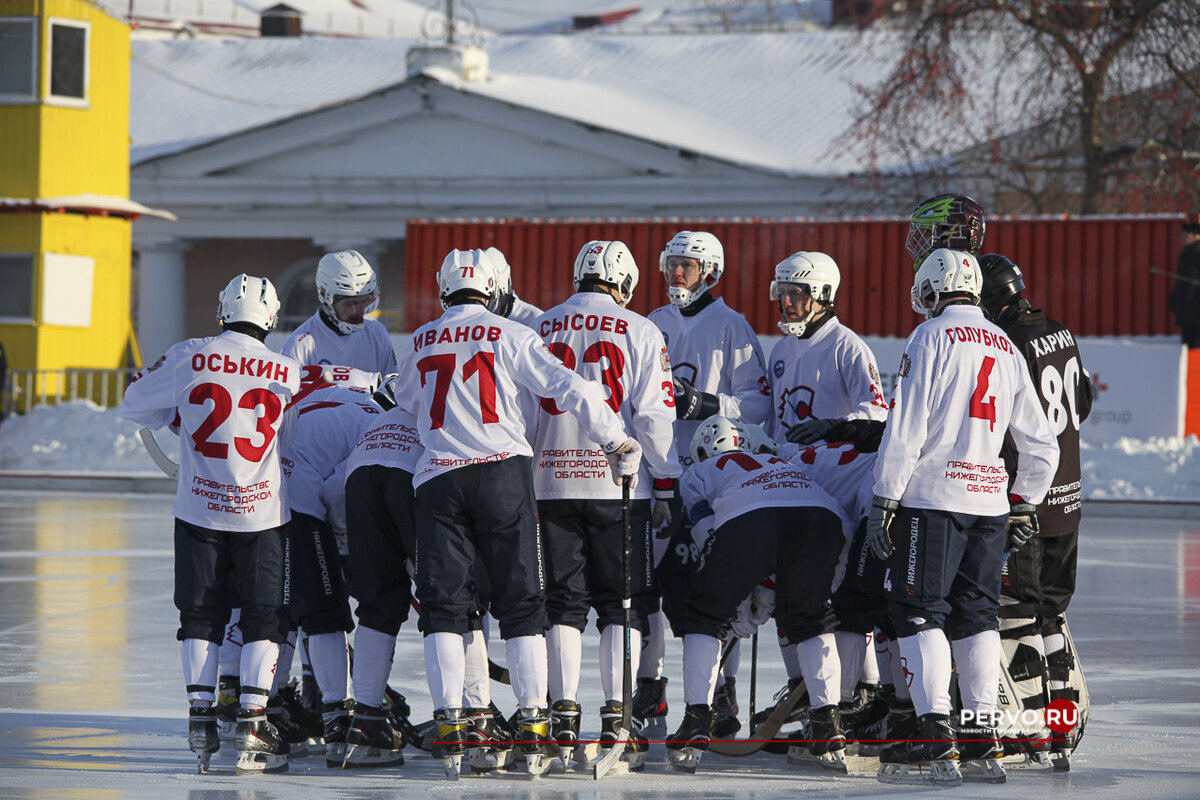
[0,400,1197,502]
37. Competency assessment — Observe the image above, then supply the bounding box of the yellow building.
[0,0,171,406]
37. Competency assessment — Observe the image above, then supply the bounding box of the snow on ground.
[1,400,1198,502]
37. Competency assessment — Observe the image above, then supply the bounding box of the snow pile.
[0,401,1197,502]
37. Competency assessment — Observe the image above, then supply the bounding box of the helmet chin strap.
[320,304,364,335]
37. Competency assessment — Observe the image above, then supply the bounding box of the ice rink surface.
[0,490,1197,799]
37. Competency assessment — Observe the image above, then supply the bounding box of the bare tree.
[843,0,1200,214]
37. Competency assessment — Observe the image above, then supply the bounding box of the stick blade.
[591,730,630,780]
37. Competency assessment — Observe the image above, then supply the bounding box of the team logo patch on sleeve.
[660,347,671,371]
[773,360,785,379]
[897,353,911,378]
[868,363,881,384]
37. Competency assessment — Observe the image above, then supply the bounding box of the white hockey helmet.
[437,248,503,312]
[911,248,982,318]
[743,422,778,455]
[659,231,724,308]
[769,251,840,337]
[216,273,280,332]
[689,414,751,463]
[486,246,517,316]
[316,250,379,334]
[573,240,639,306]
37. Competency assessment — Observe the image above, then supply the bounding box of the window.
[0,18,36,102]
[47,18,88,105]
[0,255,35,321]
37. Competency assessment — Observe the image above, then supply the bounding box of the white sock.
[682,633,721,706]
[835,630,867,700]
[424,632,465,710]
[182,638,219,704]
[240,639,280,707]
[599,624,642,702]
[796,633,840,709]
[351,626,395,708]
[218,608,242,679]
[889,638,911,700]
[779,630,802,680]
[547,624,582,702]
[898,629,952,716]
[722,637,740,681]
[462,629,491,709]
[637,610,666,680]
[952,630,1002,716]
[308,631,349,704]
[862,631,881,683]
[507,634,548,709]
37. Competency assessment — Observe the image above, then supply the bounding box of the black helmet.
[906,194,986,263]
[978,254,1028,322]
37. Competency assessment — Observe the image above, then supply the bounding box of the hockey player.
[394,247,643,779]
[642,230,771,737]
[532,240,681,768]
[121,274,299,775]
[667,415,849,773]
[980,255,1093,770]
[867,249,1059,786]
[904,193,987,265]
[282,249,397,375]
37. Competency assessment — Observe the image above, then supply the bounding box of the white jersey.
[396,303,630,489]
[531,292,681,501]
[345,406,424,476]
[121,330,301,532]
[872,304,1059,515]
[281,383,381,519]
[649,297,771,466]
[681,451,846,533]
[780,440,877,522]
[766,317,889,440]
[507,296,544,328]
[282,312,397,375]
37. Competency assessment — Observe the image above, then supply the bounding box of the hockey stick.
[138,427,179,479]
[593,476,634,780]
[749,632,758,729]
[707,677,808,757]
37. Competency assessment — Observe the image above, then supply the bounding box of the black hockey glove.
[673,376,719,421]
[1006,497,1040,551]
[866,496,899,560]
[822,419,886,452]
[786,417,837,445]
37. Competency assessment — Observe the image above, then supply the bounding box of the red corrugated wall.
[403,216,1187,337]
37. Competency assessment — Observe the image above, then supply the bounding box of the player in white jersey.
[531,240,681,764]
[766,252,888,443]
[867,249,1058,786]
[394,247,642,778]
[282,249,398,375]
[122,274,300,775]
[642,231,770,735]
[278,372,381,766]
[666,416,849,773]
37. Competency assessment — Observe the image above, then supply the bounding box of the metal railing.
[3,368,139,416]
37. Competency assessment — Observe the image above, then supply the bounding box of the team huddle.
[121,193,1093,785]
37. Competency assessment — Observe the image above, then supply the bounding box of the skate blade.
[441,754,463,780]
[342,743,404,768]
[195,751,214,774]
[638,715,667,740]
[961,758,1007,783]
[666,747,702,774]
[235,750,289,776]
[1001,751,1054,770]
[324,742,347,768]
[524,752,553,778]
[786,746,848,773]
[574,742,602,764]
[217,721,237,741]
[876,759,962,786]
[1051,751,1071,772]
[467,746,514,772]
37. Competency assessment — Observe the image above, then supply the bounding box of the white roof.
[130,31,901,175]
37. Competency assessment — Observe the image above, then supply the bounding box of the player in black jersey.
[979,254,1093,771]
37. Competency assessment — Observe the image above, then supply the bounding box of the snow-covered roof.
[130,31,898,175]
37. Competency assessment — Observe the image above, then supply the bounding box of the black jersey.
[999,310,1092,536]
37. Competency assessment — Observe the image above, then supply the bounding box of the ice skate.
[432,708,468,780]
[215,676,239,740]
[342,704,404,768]
[586,700,646,775]
[666,703,712,774]
[1050,724,1075,772]
[1000,734,1053,770]
[187,706,219,773]
[632,676,669,738]
[234,708,290,775]
[516,707,557,779]
[711,678,741,738]
[465,706,515,773]
[787,704,848,773]
[958,722,1006,783]
[876,713,961,786]
[549,699,581,767]
[266,684,321,757]
[322,699,353,768]
[857,692,914,757]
